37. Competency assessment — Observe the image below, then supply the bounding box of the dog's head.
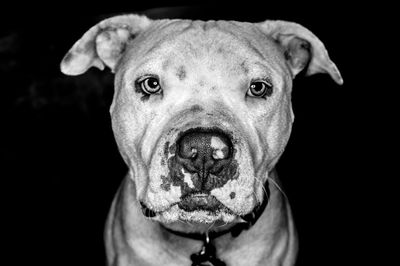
[61,15,342,225]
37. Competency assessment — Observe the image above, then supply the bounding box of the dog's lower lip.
[189,193,208,198]
[178,193,223,212]
[183,193,212,201]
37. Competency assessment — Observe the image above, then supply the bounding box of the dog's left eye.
[247,80,273,98]
[139,77,162,94]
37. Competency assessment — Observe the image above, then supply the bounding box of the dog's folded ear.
[257,20,343,85]
[60,14,152,75]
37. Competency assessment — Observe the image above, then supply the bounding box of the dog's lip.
[177,193,224,212]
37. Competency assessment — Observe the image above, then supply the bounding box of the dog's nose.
[178,132,231,160]
[176,129,234,190]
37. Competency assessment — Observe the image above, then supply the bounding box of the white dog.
[61,14,342,266]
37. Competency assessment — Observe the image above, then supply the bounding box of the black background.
[1,1,376,266]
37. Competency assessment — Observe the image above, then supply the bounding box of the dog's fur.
[61,14,342,266]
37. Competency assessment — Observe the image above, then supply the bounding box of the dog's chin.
[161,194,238,224]
[159,208,240,234]
[151,202,238,225]
[163,204,236,223]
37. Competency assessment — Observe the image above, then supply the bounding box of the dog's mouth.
[140,193,235,223]
[144,123,259,224]
[177,193,224,212]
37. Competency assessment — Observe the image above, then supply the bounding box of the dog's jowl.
[61,14,342,266]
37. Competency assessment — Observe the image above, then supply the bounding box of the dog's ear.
[60,14,152,75]
[258,20,343,85]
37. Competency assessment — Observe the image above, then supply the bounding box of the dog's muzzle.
[144,123,255,224]
[166,127,239,211]
[176,127,235,189]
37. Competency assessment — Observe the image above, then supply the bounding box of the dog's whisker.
[214,220,229,229]
[178,218,191,226]
[253,176,268,203]
[252,191,261,204]
[207,220,217,232]
[268,177,288,200]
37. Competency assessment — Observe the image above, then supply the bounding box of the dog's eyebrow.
[242,61,277,82]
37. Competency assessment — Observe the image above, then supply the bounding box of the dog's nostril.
[177,131,232,161]
[179,141,198,159]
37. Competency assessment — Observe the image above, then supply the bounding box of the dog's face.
[61,15,342,225]
[112,20,296,224]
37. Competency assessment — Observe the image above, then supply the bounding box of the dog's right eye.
[138,77,162,94]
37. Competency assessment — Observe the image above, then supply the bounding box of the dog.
[60,14,342,266]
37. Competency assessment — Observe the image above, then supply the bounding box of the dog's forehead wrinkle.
[123,19,193,62]
[142,20,270,61]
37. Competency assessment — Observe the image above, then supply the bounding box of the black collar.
[162,180,270,266]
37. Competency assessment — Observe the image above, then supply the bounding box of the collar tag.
[190,233,226,266]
